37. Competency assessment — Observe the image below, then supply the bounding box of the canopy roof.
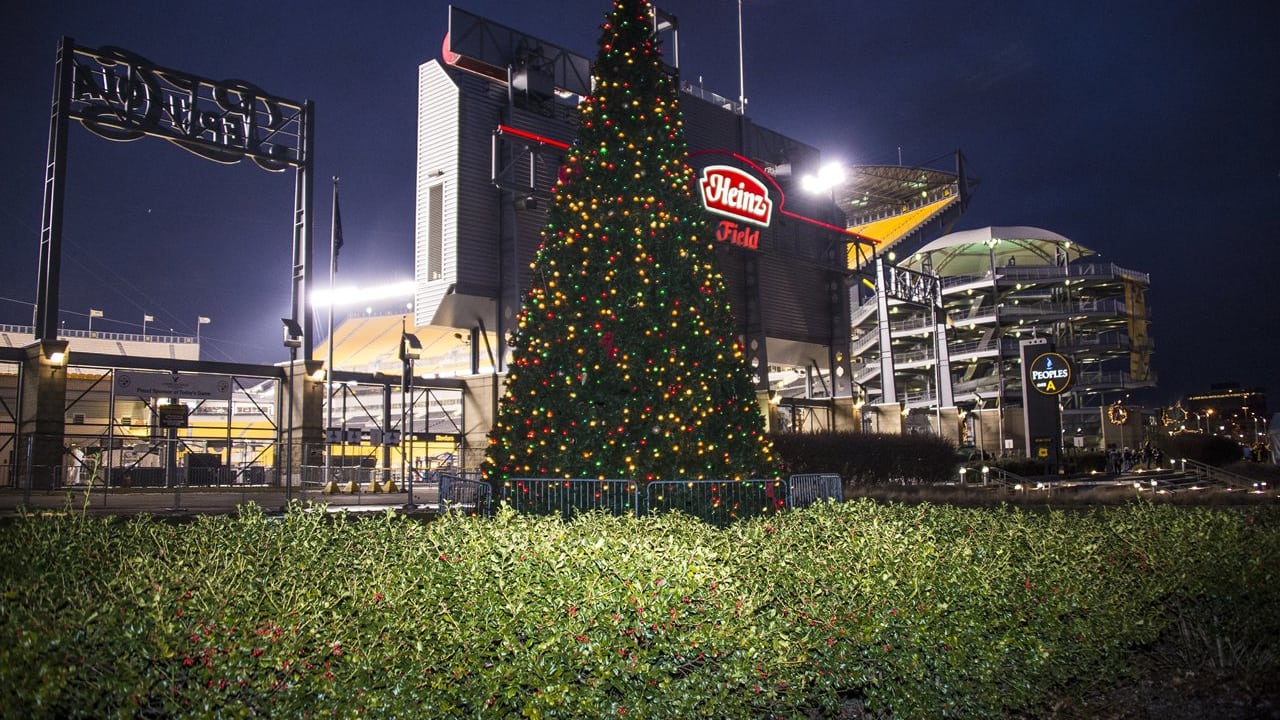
[900,226,1096,277]
[835,164,962,225]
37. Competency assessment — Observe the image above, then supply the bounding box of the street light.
[143,313,154,340]
[281,318,304,506]
[88,308,103,334]
[400,329,422,510]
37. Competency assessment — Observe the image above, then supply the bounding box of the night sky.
[2,1,1276,404]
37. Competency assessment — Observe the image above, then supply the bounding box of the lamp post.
[143,313,154,340]
[400,326,423,510]
[281,318,304,507]
[196,316,211,345]
[88,308,103,334]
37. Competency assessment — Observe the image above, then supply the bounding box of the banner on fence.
[115,371,233,400]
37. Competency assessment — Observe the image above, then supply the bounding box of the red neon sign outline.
[689,149,878,245]
[495,124,571,150]
[492,128,876,247]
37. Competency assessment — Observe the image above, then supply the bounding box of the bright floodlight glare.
[312,280,415,308]
[818,162,845,185]
[801,162,846,194]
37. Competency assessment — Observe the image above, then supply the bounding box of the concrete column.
[280,359,326,485]
[936,407,961,444]
[871,402,904,435]
[832,396,858,432]
[19,341,69,488]
[461,374,502,472]
[756,391,781,433]
[974,407,1000,458]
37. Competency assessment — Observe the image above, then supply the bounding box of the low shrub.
[1,501,1276,718]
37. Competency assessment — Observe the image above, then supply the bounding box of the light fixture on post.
[281,317,304,506]
[45,343,69,374]
[400,328,423,510]
[143,313,154,340]
[88,308,103,334]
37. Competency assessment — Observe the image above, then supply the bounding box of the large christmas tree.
[483,0,775,484]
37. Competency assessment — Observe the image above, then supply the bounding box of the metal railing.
[502,478,639,519]
[1176,458,1255,491]
[938,262,1150,289]
[2,461,280,513]
[0,323,195,344]
[438,472,492,516]
[957,465,1030,489]
[786,473,842,508]
[645,479,786,525]
[4,456,844,521]
[495,475,843,524]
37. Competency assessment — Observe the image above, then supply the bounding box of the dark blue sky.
[2,1,1276,403]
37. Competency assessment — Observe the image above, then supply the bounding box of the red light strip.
[689,149,878,245]
[492,130,875,247]
[496,124,571,150]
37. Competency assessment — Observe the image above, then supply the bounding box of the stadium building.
[3,5,1161,487]
[397,6,1158,463]
[837,224,1155,456]
[410,7,887,465]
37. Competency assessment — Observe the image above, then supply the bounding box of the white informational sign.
[114,371,232,400]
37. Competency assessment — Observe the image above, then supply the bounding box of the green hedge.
[770,431,957,485]
[2,502,1277,718]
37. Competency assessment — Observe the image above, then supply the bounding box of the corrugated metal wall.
[414,62,459,328]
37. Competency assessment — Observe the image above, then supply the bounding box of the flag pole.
[325,177,339,492]
[737,0,745,113]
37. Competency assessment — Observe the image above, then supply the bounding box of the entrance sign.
[35,37,316,363]
[115,371,233,400]
[1028,351,1074,395]
[68,44,309,171]
[1019,338,1064,470]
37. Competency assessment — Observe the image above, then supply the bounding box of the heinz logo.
[698,165,773,228]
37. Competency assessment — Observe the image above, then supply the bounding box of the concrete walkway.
[0,486,443,517]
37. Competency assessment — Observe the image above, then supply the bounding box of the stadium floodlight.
[800,162,846,195]
[311,280,415,308]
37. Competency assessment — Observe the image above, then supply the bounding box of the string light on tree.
[483,0,775,486]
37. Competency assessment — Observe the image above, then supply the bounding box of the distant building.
[1186,384,1269,445]
[0,325,199,362]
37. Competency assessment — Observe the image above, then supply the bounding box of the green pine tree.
[483,0,776,485]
